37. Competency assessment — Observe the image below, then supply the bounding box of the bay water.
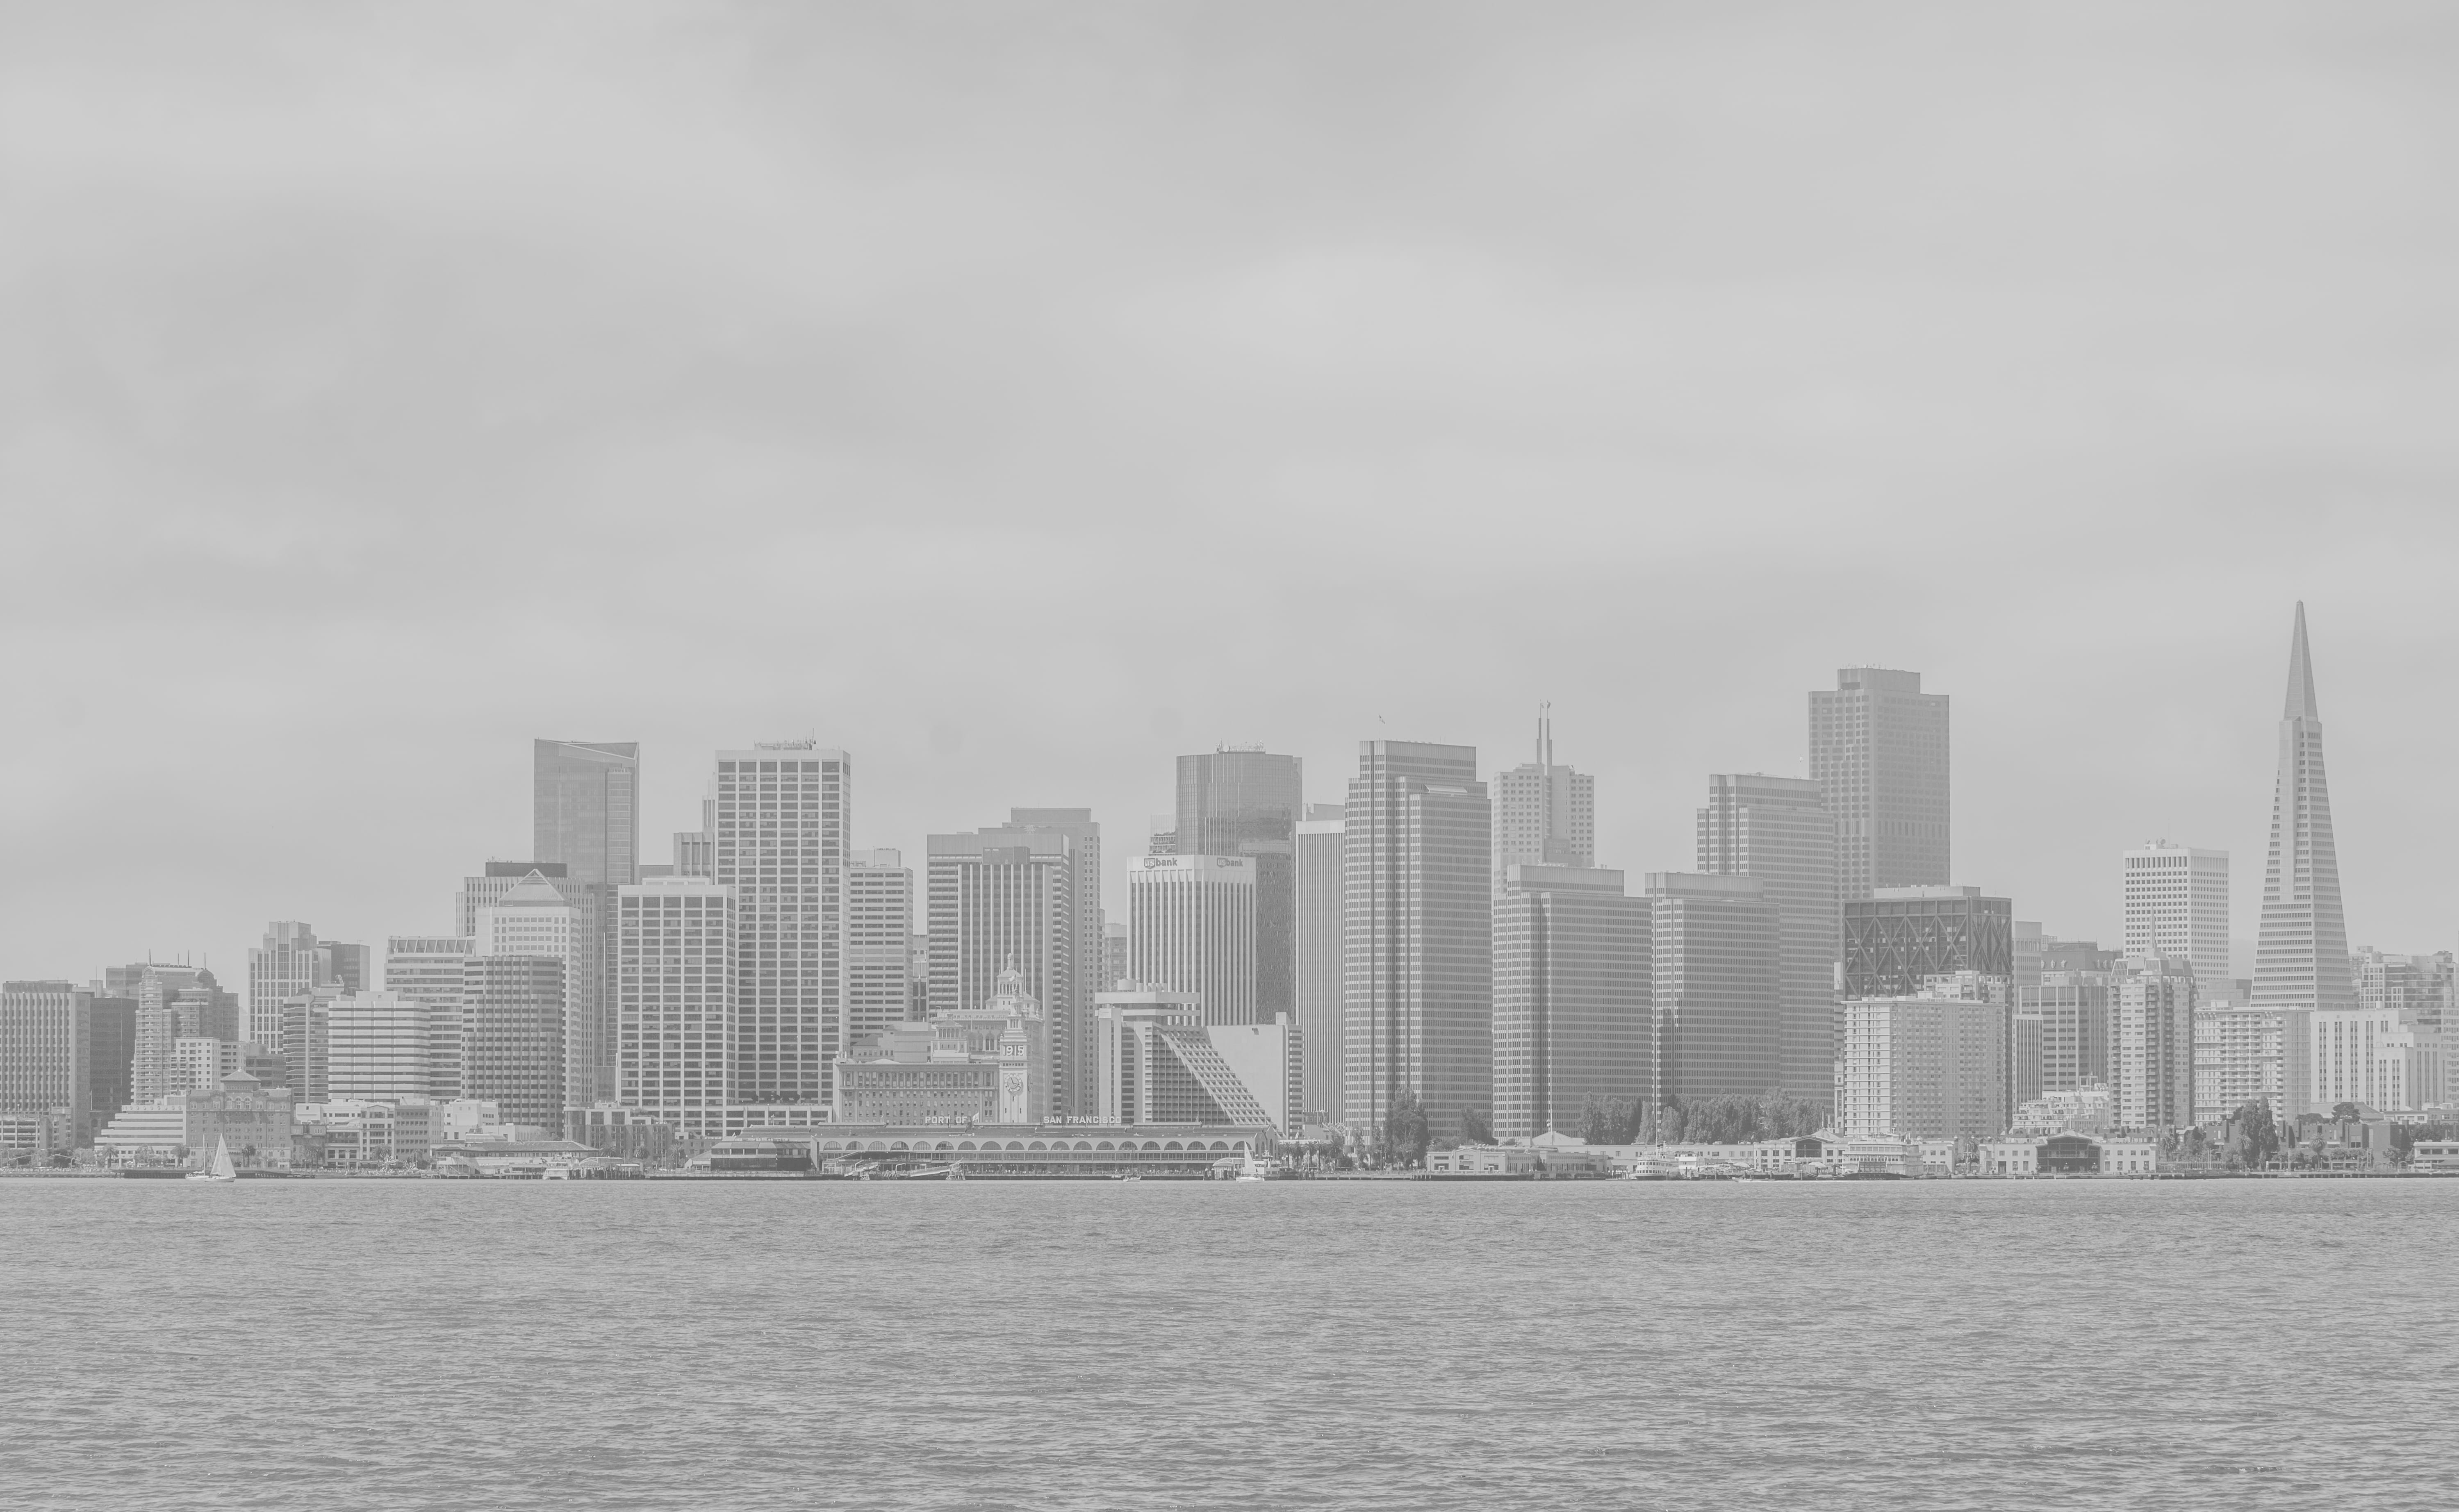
[2,1177,2450,1510]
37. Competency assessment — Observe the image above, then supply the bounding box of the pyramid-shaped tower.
[2252,603,2354,1012]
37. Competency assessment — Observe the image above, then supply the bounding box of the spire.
[2284,601,2320,722]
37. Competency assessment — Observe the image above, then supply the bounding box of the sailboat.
[187,1135,238,1183]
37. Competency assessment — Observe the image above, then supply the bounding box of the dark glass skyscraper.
[1176,748,1302,1024]
[533,740,640,1106]
[1345,741,1490,1144]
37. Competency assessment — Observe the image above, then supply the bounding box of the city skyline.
[11,620,2454,986]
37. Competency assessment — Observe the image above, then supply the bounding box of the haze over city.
[7,6,2459,978]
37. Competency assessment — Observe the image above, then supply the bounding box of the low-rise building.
[1977,1131,2159,1176]
[736,1121,1275,1177]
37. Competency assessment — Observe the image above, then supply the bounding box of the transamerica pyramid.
[2252,603,2354,1012]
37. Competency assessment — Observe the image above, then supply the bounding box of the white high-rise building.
[845,850,914,1050]
[1492,710,1594,882]
[2123,842,2229,987]
[2306,1009,2442,1113]
[248,922,321,1049]
[384,936,470,1100]
[713,745,850,1112]
[2253,605,2354,1015]
[1128,853,1259,1026]
[326,991,433,1103]
[2116,957,2198,1132]
[1835,976,2006,1141]
[618,876,735,1137]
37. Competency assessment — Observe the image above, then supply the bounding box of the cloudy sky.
[6,2,2458,982]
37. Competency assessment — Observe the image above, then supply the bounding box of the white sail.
[208,1135,237,1180]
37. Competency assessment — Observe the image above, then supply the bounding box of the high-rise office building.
[475,870,591,1112]
[461,955,565,1130]
[85,995,135,1132]
[1175,748,1302,1022]
[2194,1003,2298,1125]
[617,876,735,1138]
[131,966,215,1104]
[458,862,582,936]
[280,989,337,1105]
[1492,712,1595,881]
[712,744,850,1112]
[1102,921,1131,991]
[927,831,1071,1105]
[927,810,1099,1116]
[1646,873,1783,1104]
[986,809,1102,1114]
[1810,666,1949,901]
[2023,971,2115,1093]
[2304,1008,2441,1113]
[1293,803,1345,1124]
[535,740,641,1108]
[319,944,372,997]
[1835,975,2007,1141]
[1344,741,1492,1144]
[2013,921,2043,989]
[845,850,914,1050]
[2353,948,2454,1033]
[1491,866,1650,1140]
[1697,773,1838,1104]
[248,923,320,1048]
[2115,956,2197,1132]
[2123,842,2229,986]
[325,992,433,1103]
[1842,887,2015,998]
[1,981,90,1146]
[2253,605,2354,1015]
[383,936,470,1100]
[1129,854,1259,1026]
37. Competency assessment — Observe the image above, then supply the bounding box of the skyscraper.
[534,740,641,1106]
[1491,866,1650,1140]
[1175,748,1302,1022]
[461,954,565,1130]
[1810,667,1949,901]
[1,982,90,1147]
[1128,853,1259,1026]
[1835,978,2007,1141]
[1646,873,1783,1105]
[325,992,433,1103]
[617,875,735,1138]
[383,935,470,1099]
[1696,773,1838,1105]
[1345,741,1491,1143]
[845,850,914,1050]
[927,829,1074,1112]
[248,922,320,1049]
[1293,803,1345,1124]
[2253,605,2354,1015]
[475,871,590,1112]
[1492,710,1595,881]
[929,809,1101,1116]
[2115,956,2197,1132]
[1842,887,2014,998]
[2123,841,2229,987]
[712,744,851,1113]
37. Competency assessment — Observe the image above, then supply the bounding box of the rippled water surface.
[3,1177,2452,1510]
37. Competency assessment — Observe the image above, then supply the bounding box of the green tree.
[1460,1106,1495,1146]
[2231,1099,2279,1168]
[1378,1090,1431,1168]
[2333,1101,2361,1122]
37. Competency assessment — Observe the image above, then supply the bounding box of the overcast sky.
[6,2,2458,983]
